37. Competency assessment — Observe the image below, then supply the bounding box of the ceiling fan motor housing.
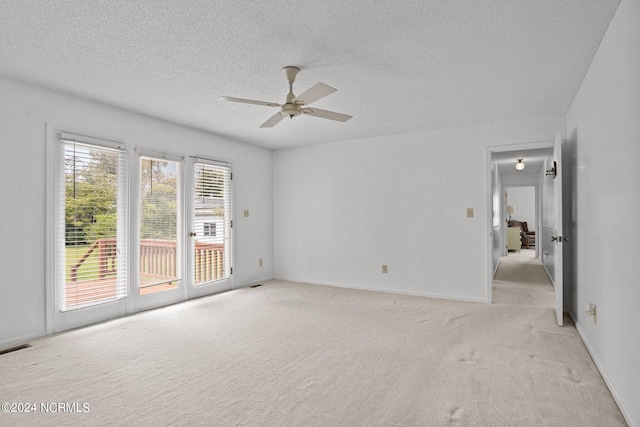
[280,103,302,117]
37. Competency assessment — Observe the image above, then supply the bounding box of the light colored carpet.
[0,256,626,426]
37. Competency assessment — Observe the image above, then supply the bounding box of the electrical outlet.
[467,208,474,218]
[382,265,388,273]
[259,258,263,267]
[244,210,249,217]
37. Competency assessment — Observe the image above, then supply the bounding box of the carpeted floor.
[0,252,626,426]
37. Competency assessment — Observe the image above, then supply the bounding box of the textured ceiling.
[0,0,619,150]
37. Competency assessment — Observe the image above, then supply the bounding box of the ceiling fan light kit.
[219,66,352,128]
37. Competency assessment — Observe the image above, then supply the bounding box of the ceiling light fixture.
[515,159,525,171]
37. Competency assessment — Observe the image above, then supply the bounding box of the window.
[55,133,128,311]
[203,222,217,237]
[48,130,233,331]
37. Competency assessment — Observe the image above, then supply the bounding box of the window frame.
[46,127,130,332]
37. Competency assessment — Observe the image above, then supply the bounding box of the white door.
[186,158,233,298]
[130,150,186,312]
[552,133,564,326]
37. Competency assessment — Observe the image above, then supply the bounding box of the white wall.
[0,76,274,349]
[501,171,539,187]
[274,116,565,302]
[566,0,640,424]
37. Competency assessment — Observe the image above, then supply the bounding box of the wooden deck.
[64,238,224,308]
[64,277,178,307]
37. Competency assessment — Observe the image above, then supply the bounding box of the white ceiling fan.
[219,66,352,128]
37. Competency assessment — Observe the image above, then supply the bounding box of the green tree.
[65,146,118,245]
[64,148,181,245]
[139,158,177,240]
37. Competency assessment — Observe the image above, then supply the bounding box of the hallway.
[493,249,555,308]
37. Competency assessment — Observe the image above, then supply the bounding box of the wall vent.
[0,344,31,356]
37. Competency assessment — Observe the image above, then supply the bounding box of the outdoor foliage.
[65,147,118,245]
[65,147,179,245]
[139,157,178,240]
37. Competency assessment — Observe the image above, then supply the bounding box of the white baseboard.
[273,277,487,304]
[494,257,502,276]
[573,318,637,427]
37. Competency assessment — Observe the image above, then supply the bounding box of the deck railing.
[139,239,178,280]
[194,241,225,284]
[70,237,117,282]
[70,238,225,284]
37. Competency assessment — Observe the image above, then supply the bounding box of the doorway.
[488,135,565,325]
[505,185,537,256]
[486,141,553,304]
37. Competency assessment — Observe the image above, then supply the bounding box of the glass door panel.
[188,159,232,298]
[137,155,182,297]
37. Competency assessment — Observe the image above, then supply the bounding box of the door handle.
[189,232,197,237]
[551,236,558,242]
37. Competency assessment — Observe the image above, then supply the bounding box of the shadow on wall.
[564,128,578,319]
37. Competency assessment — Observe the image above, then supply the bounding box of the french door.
[186,157,233,298]
[130,150,185,312]
[48,130,232,333]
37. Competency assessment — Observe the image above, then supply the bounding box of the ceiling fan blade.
[302,107,352,122]
[292,83,336,106]
[219,96,280,107]
[260,112,286,128]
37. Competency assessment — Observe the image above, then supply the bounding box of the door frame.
[485,139,554,305]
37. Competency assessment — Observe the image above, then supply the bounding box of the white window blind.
[56,133,128,311]
[192,159,232,285]
[138,156,180,294]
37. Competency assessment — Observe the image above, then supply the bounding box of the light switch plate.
[467,208,474,218]
[244,210,249,217]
